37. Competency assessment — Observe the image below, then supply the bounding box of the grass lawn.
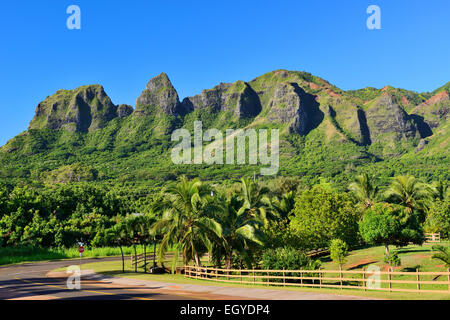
[319,242,450,272]
[63,243,450,300]
[0,245,159,266]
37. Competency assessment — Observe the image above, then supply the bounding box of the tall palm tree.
[384,175,433,219]
[239,177,272,225]
[348,173,378,209]
[152,176,222,269]
[214,195,265,269]
[431,245,450,268]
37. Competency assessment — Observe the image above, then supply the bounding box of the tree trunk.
[385,245,390,257]
[120,245,124,273]
[194,252,202,267]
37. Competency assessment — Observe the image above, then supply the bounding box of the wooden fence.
[425,233,441,243]
[184,266,450,294]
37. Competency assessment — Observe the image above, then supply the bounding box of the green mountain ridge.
[1,70,448,190]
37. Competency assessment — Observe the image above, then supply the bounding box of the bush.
[262,247,310,271]
[261,247,321,283]
[384,251,401,267]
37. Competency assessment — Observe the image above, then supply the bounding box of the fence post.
[253,270,255,284]
[300,270,303,286]
[283,268,286,287]
[319,269,322,289]
[339,270,343,290]
[362,268,366,291]
[447,268,450,292]
[240,268,242,284]
[416,268,420,292]
[388,267,391,292]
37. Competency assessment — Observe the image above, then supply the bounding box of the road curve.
[0,257,204,300]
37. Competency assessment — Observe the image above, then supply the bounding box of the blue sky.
[0,0,449,145]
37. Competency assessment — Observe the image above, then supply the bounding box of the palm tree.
[106,221,131,273]
[271,191,295,221]
[152,176,222,269]
[348,173,378,209]
[239,177,272,225]
[384,175,433,218]
[431,245,450,268]
[431,180,448,201]
[214,195,265,269]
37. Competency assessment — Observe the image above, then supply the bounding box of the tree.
[105,220,132,273]
[239,177,272,225]
[384,175,433,220]
[152,176,222,269]
[431,245,450,268]
[270,191,295,221]
[348,173,378,209]
[213,195,265,269]
[424,196,450,238]
[330,239,349,271]
[431,180,448,201]
[290,185,360,249]
[359,202,424,258]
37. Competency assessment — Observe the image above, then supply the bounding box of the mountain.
[0,70,448,190]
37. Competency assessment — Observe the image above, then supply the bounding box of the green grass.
[320,242,450,272]
[0,245,154,266]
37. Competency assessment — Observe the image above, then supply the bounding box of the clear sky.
[0,0,449,145]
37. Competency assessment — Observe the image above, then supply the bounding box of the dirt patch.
[346,259,377,270]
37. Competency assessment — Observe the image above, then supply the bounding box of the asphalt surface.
[0,257,199,300]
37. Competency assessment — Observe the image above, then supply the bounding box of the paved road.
[0,258,205,300]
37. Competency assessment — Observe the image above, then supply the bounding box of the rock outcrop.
[135,72,182,116]
[181,80,261,118]
[28,85,117,133]
[365,93,420,143]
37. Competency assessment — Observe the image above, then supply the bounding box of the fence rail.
[184,266,450,294]
[425,233,441,243]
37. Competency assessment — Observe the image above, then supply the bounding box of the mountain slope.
[1,70,448,190]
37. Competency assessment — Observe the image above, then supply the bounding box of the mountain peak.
[135,73,181,115]
[28,84,117,133]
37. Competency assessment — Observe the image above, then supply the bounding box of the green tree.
[239,177,272,225]
[214,195,265,269]
[431,245,450,268]
[384,175,433,220]
[330,239,349,271]
[348,173,378,209]
[359,202,424,258]
[152,176,222,268]
[424,196,450,238]
[271,191,295,221]
[290,185,360,249]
